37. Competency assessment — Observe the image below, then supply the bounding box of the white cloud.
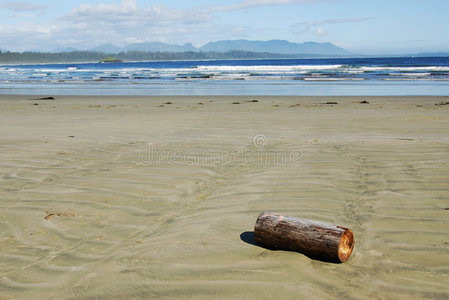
[0,0,349,51]
[65,0,212,26]
[0,23,59,51]
[212,0,340,12]
[47,0,232,49]
[314,27,327,36]
[292,17,370,36]
[0,1,48,12]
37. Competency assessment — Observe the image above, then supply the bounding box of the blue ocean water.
[1,56,449,96]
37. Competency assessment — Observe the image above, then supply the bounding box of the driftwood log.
[254,212,354,263]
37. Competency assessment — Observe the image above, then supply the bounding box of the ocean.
[1,56,449,96]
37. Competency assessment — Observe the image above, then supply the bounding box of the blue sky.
[0,0,448,54]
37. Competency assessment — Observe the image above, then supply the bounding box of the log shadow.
[240,231,282,251]
[239,231,342,263]
[240,231,258,246]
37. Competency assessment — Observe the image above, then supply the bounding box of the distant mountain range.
[123,42,197,53]
[49,47,80,53]
[89,43,122,53]
[199,40,350,55]
[46,39,352,56]
[2,40,448,57]
[412,52,449,57]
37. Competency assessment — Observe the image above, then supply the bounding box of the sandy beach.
[0,95,448,299]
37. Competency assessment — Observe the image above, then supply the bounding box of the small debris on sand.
[246,99,259,103]
[360,100,369,104]
[29,97,55,100]
[323,101,338,105]
[44,210,75,220]
[232,102,240,104]
[435,206,449,210]
[164,102,173,105]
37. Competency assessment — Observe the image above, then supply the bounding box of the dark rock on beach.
[29,97,55,100]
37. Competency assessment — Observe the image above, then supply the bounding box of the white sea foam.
[389,73,431,76]
[195,65,343,72]
[382,78,449,81]
[303,77,365,81]
[360,66,449,72]
[1,59,449,95]
[5,64,447,79]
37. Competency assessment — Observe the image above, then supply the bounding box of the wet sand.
[0,95,448,299]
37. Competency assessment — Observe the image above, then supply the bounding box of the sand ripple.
[1,96,448,299]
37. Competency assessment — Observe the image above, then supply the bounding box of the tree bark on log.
[254,212,354,263]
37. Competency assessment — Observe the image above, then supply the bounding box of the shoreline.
[1,95,448,299]
[1,94,448,100]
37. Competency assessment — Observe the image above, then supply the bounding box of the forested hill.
[0,50,341,64]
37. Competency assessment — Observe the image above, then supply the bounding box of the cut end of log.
[338,228,354,263]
